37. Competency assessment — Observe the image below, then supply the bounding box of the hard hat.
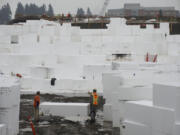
[93,89,97,92]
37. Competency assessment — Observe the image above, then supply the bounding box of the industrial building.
[107,3,180,18]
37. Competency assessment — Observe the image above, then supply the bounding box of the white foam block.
[153,83,180,109]
[30,78,102,92]
[0,124,6,135]
[152,106,174,135]
[12,105,20,134]
[12,84,20,106]
[20,77,32,89]
[0,108,14,135]
[173,123,180,135]
[40,102,90,117]
[0,84,20,108]
[175,84,180,122]
[123,120,152,135]
[118,101,126,123]
[102,73,124,102]
[175,94,180,122]
[30,66,50,79]
[103,103,112,121]
[112,109,120,127]
[152,130,170,135]
[103,73,152,102]
[83,64,111,80]
[124,100,153,126]
[112,92,126,126]
[118,87,152,101]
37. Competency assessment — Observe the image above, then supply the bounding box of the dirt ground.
[18,94,118,135]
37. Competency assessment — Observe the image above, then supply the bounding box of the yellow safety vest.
[93,93,98,105]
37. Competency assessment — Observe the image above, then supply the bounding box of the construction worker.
[88,89,98,122]
[33,91,40,122]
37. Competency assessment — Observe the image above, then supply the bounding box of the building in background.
[107,3,180,18]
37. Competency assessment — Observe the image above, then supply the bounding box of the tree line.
[0,3,12,24]
[76,7,92,17]
[15,2,54,17]
[0,2,92,24]
[0,2,54,24]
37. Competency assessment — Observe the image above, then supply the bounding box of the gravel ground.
[18,94,116,135]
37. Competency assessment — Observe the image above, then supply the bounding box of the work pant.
[34,107,39,122]
[90,104,97,114]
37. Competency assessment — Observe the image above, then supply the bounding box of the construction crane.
[99,0,110,17]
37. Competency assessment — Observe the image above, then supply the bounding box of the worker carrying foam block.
[33,91,40,122]
[88,89,99,123]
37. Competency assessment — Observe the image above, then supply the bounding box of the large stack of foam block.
[0,18,179,94]
[103,62,180,126]
[122,83,180,135]
[0,75,20,135]
[153,83,180,135]
[102,66,154,125]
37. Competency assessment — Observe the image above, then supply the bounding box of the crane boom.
[99,0,110,16]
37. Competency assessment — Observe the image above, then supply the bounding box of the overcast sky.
[0,0,180,17]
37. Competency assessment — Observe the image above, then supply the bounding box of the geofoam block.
[20,77,32,89]
[117,87,152,101]
[102,73,124,102]
[175,94,180,122]
[112,109,120,127]
[118,101,126,124]
[153,83,180,109]
[152,130,170,135]
[0,82,20,107]
[30,78,102,92]
[111,92,126,127]
[124,100,153,126]
[0,124,6,135]
[0,108,14,135]
[124,100,175,135]
[12,105,20,134]
[173,123,180,135]
[103,103,112,121]
[30,66,54,79]
[152,106,174,135]
[40,102,90,117]
[102,72,152,102]
[83,64,111,80]
[123,120,152,135]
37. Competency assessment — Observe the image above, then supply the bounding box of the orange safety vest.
[33,95,40,107]
[92,93,98,105]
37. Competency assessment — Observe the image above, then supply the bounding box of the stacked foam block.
[21,78,102,93]
[0,124,6,135]
[122,83,180,135]
[102,71,153,124]
[0,76,20,135]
